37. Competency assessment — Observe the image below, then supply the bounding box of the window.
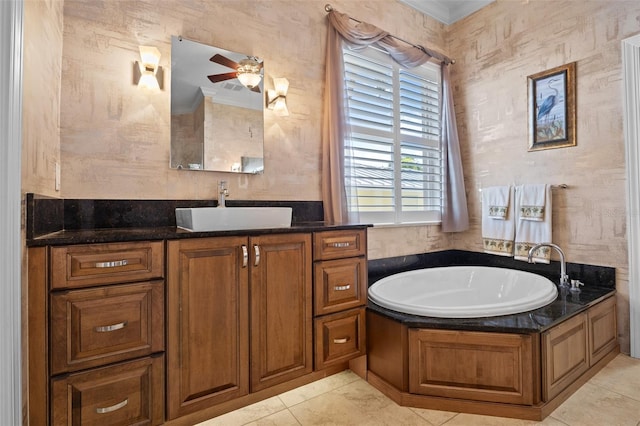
[342,46,443,225]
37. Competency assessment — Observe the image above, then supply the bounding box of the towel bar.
[479,184,568,192]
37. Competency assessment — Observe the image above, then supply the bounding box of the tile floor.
[197,354,640,426]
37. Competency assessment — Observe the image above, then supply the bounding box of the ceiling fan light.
[237,71,262,89]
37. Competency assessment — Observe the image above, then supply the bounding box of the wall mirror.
[170,36,265,173]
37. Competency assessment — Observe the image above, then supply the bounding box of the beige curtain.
[322,10,468,230]
[441,64,469,232]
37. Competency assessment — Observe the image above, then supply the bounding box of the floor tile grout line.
[276,373,365,410]
[548,414,572,426]
[587,380,640,403]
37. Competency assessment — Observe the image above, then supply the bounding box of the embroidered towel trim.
[514,184,552,263]
[518,183,547,221]
[481,186,515,256]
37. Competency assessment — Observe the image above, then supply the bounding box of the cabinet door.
[250,233,313,392]
[542,312,589,401]
[409,329,536,405]
[167,237,249,419]
[588,296,618,366]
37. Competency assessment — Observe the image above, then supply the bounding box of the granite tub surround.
[367,250,615,333]
[369,285,614,333]
[368,250,615,289]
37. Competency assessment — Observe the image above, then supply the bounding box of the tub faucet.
[218,180,229,208]
[527,243,569,288]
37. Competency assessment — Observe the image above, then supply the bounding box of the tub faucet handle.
[570,279,584,293]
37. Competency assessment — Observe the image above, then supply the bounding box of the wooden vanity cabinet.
[32,241,166,426]
[313,230,367,370]
[167,233,312,419]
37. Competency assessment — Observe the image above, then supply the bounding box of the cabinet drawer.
[51,355,164,426]
[313,230,366,261]
[50,281,164,374]
[314,257,367,315]
[315,308,366,370]
[50,241,164,289]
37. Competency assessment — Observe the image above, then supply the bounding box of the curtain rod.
[324,3,455,65]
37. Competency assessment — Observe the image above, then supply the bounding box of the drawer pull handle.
[334,284,351,291]
[95,260,128,268]
[333,337,350,344]
[331,242,351,248]
[95,321,128,333]
[96,398,128,414]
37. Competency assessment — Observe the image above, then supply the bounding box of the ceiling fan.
[207,54,263,92]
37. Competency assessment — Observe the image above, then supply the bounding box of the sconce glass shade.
[267,77,289,116]
[135,46,162,89]
[139,46,161,69]
[138,68,160,89]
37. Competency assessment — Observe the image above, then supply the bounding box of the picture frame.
[527,62,576,151]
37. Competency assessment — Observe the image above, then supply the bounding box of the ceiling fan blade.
[250,85,261,93]
[207,72,238,83]
[210,54,239,70]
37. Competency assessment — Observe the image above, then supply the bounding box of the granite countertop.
[367,285,615,334]
[26,222,369,247]
[25,194,370,247]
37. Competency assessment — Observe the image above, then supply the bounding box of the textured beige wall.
[50,0,636,350]
[22,0,63,196]
[448,0,640,353]
[59,0,446,202]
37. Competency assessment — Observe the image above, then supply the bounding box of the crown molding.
[399,0,495,25]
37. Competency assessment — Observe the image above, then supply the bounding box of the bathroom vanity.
[25,196,368,425]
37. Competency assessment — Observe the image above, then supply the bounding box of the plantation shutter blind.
[343,47,442,224]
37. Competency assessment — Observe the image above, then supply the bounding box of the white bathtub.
[368,266,558,318]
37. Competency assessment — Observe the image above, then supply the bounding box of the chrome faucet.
[527,243,569,288]
[218,180,229,208]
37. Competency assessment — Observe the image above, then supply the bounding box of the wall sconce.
[267,77,289,116]
[133,46,163,90]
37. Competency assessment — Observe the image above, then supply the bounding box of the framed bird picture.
[527,62,576,151]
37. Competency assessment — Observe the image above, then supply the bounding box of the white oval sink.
[176,207,292,232]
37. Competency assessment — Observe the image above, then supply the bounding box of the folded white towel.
[482,186,514,256]
[514,184,552,263]
[518,183,547,221]
[483,185,511,219]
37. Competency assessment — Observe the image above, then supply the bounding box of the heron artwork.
[535,75,565,143]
